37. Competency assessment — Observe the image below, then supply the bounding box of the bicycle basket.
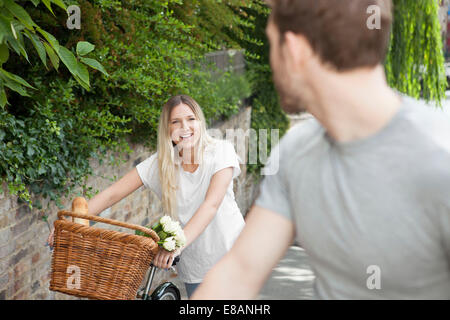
[49,210,160,300]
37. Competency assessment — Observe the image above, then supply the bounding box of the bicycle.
[136,256,181,300]
[47,208,182,300]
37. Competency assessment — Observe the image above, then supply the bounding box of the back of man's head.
[268,0,393,71]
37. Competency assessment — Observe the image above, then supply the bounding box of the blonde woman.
[47,94,245,298]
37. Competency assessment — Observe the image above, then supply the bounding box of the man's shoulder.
[262,115,323,176]
[401,96,450,153]
[400,97,450,198]
[277,115,324,153]
[282,114,322,142]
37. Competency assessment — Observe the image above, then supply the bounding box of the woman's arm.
[153,167,234,268]
[183,167,233,247]
[87,168,144,215]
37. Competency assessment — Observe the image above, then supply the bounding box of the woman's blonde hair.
[157,95,213,218]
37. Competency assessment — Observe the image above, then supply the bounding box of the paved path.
[258,245,316,300]
[176,245,316,300]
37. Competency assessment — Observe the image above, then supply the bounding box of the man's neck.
[307,65,402,143]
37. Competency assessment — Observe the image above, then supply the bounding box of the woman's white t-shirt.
[136,139,245,283]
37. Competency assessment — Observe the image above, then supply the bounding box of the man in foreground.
[192,0,450,299]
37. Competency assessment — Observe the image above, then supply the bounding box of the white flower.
[172,221,182,234]
[162,237,176,251]
[161,220,177,234]
[160,215,171,225]
[174,231,186,248]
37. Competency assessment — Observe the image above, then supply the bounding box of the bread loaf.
[72,197,90,226]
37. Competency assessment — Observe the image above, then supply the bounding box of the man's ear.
[284,31,313,70]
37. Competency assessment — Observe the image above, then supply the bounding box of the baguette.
[72,197,90,226]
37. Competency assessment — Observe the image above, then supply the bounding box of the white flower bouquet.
[136,215,186,252]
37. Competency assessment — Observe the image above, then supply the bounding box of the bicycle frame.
[138,257,181,300]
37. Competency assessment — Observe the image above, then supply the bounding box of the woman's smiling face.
[169,103,201,150]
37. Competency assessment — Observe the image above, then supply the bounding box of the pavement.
[175,245,316,300]
[257,245,316,300]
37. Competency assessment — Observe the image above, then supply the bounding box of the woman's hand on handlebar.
[153,248,181,269]
[46,227,55,250]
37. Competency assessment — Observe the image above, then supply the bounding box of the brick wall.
[0,105,257,300]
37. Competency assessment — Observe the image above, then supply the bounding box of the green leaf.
[76,41,95,56]
[0,16,12,42]
[80,57,108,76]
[0,69,34,89]
[24,31,46,67]
[41,0,54,16]
[151,222,162,231]
[0,43,9,64]
[58,46,91,89]
[27,145,34,157]
[6,36,21,56]
[51,0,67,11]
[76,61,89,86]
[135,230,148,237]
[4,0,37,30]
[1,76,29,96]
[37,27,59,53]
[57,46,78,76]
[0,85,6,108]
[157,231,167,240]
[43,42,59,70]
[14,28,29,62]
[37,166,46,175]
[73,73,90,91]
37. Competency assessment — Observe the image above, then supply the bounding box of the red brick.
[14,258,30,278]
[32,252,40,264]
[12,288,28,300]
[11,218,29,238]
[11,248,29,265]
[0,213,11,229]
[15,205,31,220]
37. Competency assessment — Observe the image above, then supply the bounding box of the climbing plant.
[386,0,447,104]
[0,0,251,209]
[0,0,107,108]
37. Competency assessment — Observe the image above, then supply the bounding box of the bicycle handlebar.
[151,255,180,268]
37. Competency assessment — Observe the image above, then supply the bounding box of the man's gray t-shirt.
[255,96,450,299]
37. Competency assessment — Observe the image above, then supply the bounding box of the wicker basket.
[49,210,160,300]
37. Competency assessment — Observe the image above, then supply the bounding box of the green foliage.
[0,76,131,207]
[1,0,251,209]
[170,0,252,51]
[0,0,107,106]
[225,1,289,177]
[386,0,446,104]
[5,0,444,212]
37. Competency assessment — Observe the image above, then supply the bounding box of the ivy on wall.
[0,0,251,209]
[0,0,446,211]
[386,0,447,103]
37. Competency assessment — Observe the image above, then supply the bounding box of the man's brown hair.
[269,0,393,71]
